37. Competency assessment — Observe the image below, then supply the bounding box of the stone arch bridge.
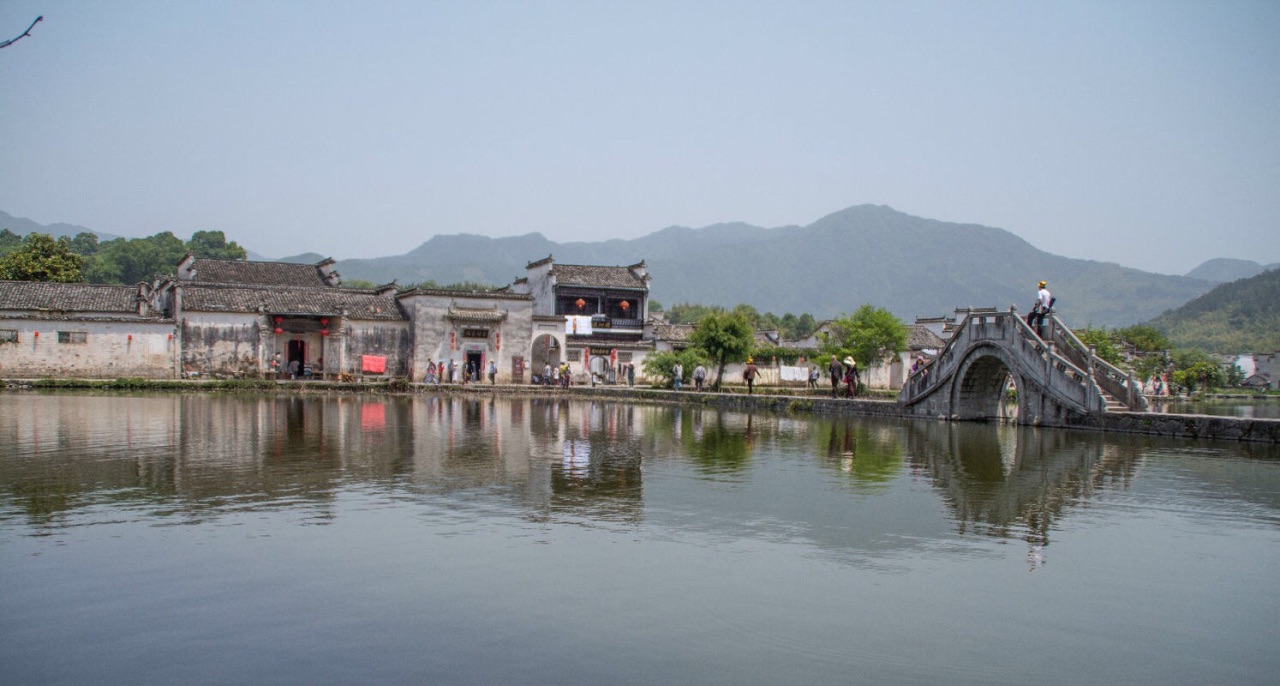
[900,308,1148,426]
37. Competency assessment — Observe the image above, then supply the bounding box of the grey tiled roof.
[908,324,945,350]
[446,307,507,323]
[553,264,647,289]
[189,259,331,288]
[180,284,406,320]
[0,281,160,317]
[650,323,695,342]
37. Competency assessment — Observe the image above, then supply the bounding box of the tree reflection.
[684,410,752,474]
[820,420,903,486]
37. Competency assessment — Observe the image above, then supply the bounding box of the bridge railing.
[1047,314,1149,412]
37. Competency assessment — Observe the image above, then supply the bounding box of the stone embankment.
[5,378,1278,443]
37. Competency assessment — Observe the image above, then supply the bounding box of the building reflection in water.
[6,393,1262,567]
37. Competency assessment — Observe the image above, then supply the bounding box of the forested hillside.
[335,205,1215,327]
[3,205,1221,328]
[1148,268,1280,353]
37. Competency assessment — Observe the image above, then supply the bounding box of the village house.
[154,254,412,379]
[510,256,652,383]
[0,280,175,378]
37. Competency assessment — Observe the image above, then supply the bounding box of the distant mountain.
[335,205,1213,328]
[0,210,121,242]
[1185,258,1280,283]
[1,205,1222,328]
[276,252,328,265]
[1147,268,1280,353]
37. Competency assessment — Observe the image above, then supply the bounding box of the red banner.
[361,355,387,374]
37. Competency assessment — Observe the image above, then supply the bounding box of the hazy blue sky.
[2,1,1277,274]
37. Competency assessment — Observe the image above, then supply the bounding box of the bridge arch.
[951,344,1021,422]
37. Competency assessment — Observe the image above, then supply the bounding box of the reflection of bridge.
[900,308,1147,426]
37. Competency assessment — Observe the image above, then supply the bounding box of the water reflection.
[3,393,1278,546]
[903,422,1145,573]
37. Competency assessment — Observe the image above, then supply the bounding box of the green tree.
[0,233,84,282]
[666,302,721,325]
[1133,353,1168,384]
[187,230,247,260]
[640,349,707,389]
[1115,324,1169,352]
[0,228,25,257]
[84,232,187,284]
[825,305,908,387]
[688,311,755,391]
[1076,326,1122,365]
[68,231,100,257]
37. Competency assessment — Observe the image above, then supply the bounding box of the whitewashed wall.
[0,318,177,379]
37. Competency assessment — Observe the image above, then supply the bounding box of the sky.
[1,1,1277,275]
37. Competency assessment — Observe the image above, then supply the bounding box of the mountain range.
[1148,266,1280,353]
[0,205,1246,329]
[325,205,1217,328]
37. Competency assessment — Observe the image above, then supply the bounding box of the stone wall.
[181,313,264,376]
[0,318,176,379]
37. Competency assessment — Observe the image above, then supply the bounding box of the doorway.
[465,350,483,382]
[287,339,307,377]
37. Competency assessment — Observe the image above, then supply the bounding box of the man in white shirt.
[1033,280,1052,336]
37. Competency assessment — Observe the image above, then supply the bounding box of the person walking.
[672,361,683,391]
[828,356,843,398]
[843,357,858,398]
[808,366,819,389]
[693,364,707,391]
[744,357,759,395]
[488,360,497,384]
[627,363,635,388]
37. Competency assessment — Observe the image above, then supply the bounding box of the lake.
[2,392,1278,685]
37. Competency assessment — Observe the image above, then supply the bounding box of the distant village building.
[0,281,174,378]
[155,254,411,378]
[511,256,652,382]
[1250,352,1280,391]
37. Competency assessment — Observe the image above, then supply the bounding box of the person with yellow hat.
[744,357,760,395]
[1031,279,1053,336]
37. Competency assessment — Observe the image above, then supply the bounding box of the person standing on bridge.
[1032,280,1053,336]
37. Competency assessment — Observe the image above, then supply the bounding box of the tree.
[688,311,754,391]
[1115,324,1169,353]
[84,232,187,284]
[187,230,247,261]
[0,233,84,282]
[641,349,708,389]
[68,232,100,257]
[825,305,908,388]
[1076,326,1122,365]
[0,228,24,257]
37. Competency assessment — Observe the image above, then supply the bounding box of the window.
[58,331,88,344]
[0,329,17,344]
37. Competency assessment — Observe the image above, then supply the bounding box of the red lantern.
[273,315,284,324]
[168,333,173,340]
[575,298,586,310]
[320,318,329,326]
[127,334,133,342]
[274,327,283,335]
[321,329,329,336]
[620,301,630,311]
[34,331,39,337]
